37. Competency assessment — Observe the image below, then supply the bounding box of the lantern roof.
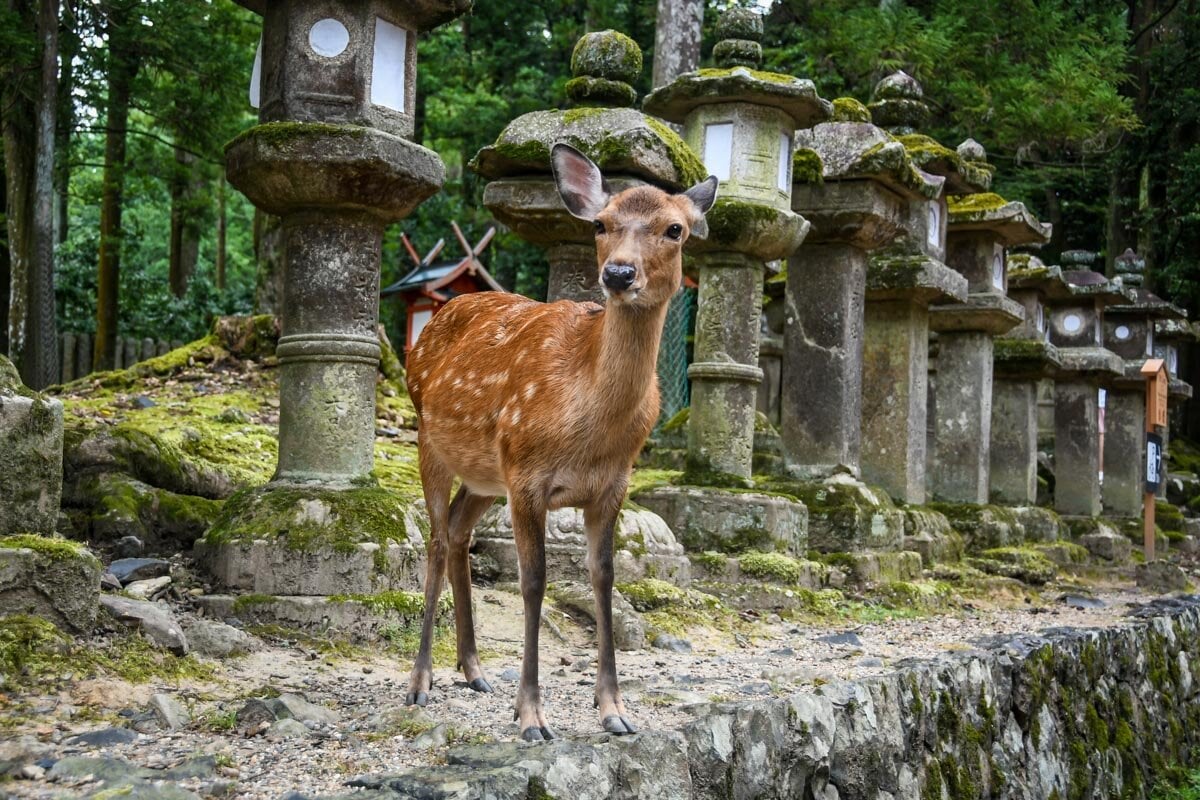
[232,0,471,32]
[946,193,1051,246]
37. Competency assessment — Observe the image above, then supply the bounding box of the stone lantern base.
[470,505,692,587]
[194,486,426,596]
[632,485,808,556]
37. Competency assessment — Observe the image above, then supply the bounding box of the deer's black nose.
[602,264,637,292]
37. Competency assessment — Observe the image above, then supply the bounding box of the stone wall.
[328,596,1200,800]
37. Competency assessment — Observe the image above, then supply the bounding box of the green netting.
[655,286,696,428]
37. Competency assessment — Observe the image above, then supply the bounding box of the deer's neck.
[583,301,669,410]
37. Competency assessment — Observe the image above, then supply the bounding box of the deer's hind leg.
[405,442,454,707]
[445,486,496,692]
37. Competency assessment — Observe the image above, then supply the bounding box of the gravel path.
[0,582,1173,799]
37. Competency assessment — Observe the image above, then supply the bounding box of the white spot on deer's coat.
[524,384,537,401]
[511,409,522,425]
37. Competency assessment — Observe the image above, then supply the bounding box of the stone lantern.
[786,95,967,507]
[473,31,706,304]
[1103,285,1187,516]
[991,255,1065,505]
[1045,259,1129,516]
[197,0,468,597]
[642,8,829,482]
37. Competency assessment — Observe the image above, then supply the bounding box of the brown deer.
[402,144,717,740]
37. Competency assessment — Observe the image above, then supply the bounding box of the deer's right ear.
[552,143,611,221]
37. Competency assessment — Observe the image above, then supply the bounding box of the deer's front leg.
[510,491,555,741]
[585,487,637,735]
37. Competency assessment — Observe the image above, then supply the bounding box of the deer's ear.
[552,143,611,221]
[682,176,719,239]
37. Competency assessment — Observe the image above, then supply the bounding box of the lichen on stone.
[792,148,824,185]
[831,97,871,123]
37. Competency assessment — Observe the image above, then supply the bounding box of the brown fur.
[402,173,710,739]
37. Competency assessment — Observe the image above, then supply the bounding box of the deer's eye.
[594,220,606,234]
[665,223,684,241]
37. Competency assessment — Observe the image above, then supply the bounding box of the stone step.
[471,505,691,587]
[195,592,448,642]
[632,485,807,556]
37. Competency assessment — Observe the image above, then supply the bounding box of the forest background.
[2,0,1197,388]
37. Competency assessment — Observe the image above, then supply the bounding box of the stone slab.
[0,541,100,634]
[631,486,807,555]
[196,594,448,642]
[471,505,691,587]
[0,394,64,537]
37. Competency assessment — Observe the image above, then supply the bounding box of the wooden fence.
[58,334,184,384]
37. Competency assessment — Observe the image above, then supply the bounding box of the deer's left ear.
[552,143,611,221]
[682,176,718,239]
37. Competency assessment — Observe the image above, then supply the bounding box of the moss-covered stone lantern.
[785,94,966,505]
[1045,257,1130,516]
[643,7,829,482]
[917,143,1035,504]
[198,0,468,595]
[1152,314,1194,492]
[472,31,705,303]
[1103,284,1187,516]
[991,256,1066,505]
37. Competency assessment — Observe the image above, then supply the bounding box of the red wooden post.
[1141,358,1167,560]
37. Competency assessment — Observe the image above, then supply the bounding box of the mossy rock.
[967,547,1057,586]
[831,97,871,123]
[0,535,101,634]
[66,471,221,548]
[792,148,824,185]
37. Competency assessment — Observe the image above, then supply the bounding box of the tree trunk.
[216,169,226,291]
[3,0,59,389]
[168,145,201,298]
[94,0,136,371]
[0,152,9,355]
[253,209,284,314]
[651,0,703,89]
[55,2,76,244]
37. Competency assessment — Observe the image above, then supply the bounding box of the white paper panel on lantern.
[1063,314,1082,333]
[371,18,408,112]
[310,18,350,57]
[927,204,940,249]
[1146,328,1154,356]
[777,132,791,192]
[992,253,1004,290]
[410,309,433,344]
[249,38,263,109]
[1115,325,1131,340]
[704,123,733,182]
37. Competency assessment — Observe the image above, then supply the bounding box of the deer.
[402,143,717,741]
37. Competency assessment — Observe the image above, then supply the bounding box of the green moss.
[204,486,413,554]
[614,578,687,612]
[704,198,781,246]
[923,759,944,800]
[489,139,552,165]
[693,551,728,572]
[660,406,690,434]
[0,614,214,690]
[831,97,871,122]
[947,192,1008,217]
[849,141,940,199]
[696,66,798,85]
[226,121,367,153]
[994,337,1055,363]
[0,354,36,398]
[0,534,91,561]
[562,106,607,124]
[738,551,806,583]
[329,591,449,618]
[792,148,824,185]
[642,116,708,188]
[1085,704,1110,750]
[232,594,277,612]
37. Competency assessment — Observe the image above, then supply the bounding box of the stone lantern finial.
[868,70,930,134]
[712,7,764,68]
[957,138,987,162]
[567,30,642,108]
[1114,247,1146,286]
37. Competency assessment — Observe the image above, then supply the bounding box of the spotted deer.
[403,144,717,740]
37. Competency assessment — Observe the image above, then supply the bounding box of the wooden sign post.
[1142,358,1168,560]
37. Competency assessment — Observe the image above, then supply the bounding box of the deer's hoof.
[520,725,557,742]
[468,677,494,694]
[405,690,429,707]
[602,715,638,735]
